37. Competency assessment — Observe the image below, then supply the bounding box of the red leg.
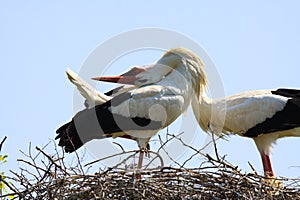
[137,151,144,169]
[261,152,274,177]
[135,151,144,179]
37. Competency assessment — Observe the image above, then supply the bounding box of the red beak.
[91,75,138,84]
[92,67,146,84]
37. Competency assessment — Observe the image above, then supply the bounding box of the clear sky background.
[1,1,300,180]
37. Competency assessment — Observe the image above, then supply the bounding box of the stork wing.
[244,89,300,137]
[111,85,186,128]
[222,90,288,136]
[56,89,164,152]
[105,85,137,97]
[66,68,111,108]
[272,88,300,97]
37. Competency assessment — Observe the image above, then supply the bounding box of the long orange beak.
[92,67,146,84]
[92,75,138,84]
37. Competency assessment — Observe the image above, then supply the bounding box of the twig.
[112,142,126,152]
[211,132,220,162]
[248,161,258,176]
[157,133,184,167]
[35,146,70,176]
[0,136,7,153]
[84,150,139,167]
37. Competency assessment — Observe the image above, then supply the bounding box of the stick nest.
[1,139,300,200]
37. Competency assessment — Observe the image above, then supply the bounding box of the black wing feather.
[56,92,162,153]
[271,88,300,97]
[245,89,300,137]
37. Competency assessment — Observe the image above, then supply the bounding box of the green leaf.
[0,182,4,189]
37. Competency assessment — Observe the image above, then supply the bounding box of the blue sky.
[1,1,300,179]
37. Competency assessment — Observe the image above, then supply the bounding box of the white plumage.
[101,52,300,178]
[193,88,300,177]
[194,90,287,136]
[56,48,207,172]
[66,68,111,108]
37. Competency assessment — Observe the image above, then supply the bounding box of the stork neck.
[192,92,212,133]
[199,92,212,104]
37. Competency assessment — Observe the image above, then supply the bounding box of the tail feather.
[56,120,83,153]
[66,68,111,108]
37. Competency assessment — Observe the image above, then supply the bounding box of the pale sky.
[1,1,300,180]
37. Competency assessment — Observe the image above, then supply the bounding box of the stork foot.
[135,173,142,179]
[263,175,283,188]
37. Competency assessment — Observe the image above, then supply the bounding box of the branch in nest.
[0,136,7,153]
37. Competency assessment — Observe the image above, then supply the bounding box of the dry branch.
[0,136,7,153]
[1,138,300,199]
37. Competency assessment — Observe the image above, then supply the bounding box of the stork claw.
[263,175,283,188]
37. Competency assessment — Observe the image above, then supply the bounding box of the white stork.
[99,54,300,179]
[56,47,207,171]
[192,88,300,178]
[63,65,174,154]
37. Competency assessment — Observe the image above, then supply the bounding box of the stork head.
[93,47,208,98]
[160,47,208,97]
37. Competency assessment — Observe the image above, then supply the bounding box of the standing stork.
[56,47,207,171]
[99,54,300,180]
[192,88,300,179]
[63,63,176,152]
